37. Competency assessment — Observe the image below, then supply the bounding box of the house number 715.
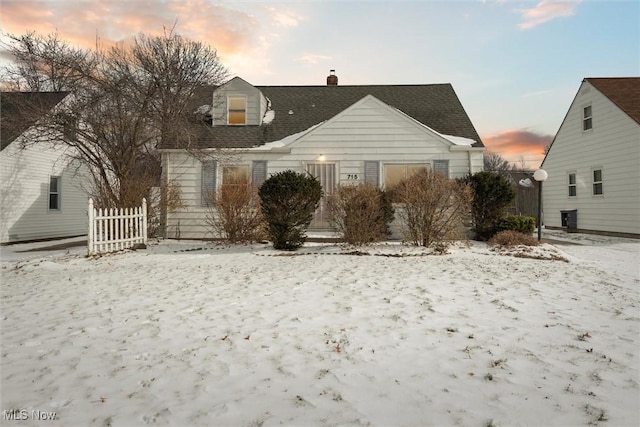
[347,174,359,180]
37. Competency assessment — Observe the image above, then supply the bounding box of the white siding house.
[160,74,485,239]
[1,92,88,244]
[541,78,640,238]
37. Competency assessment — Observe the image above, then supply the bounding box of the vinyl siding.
[542,81,640,235]
[164,95,484,239]
[0,128,89,243]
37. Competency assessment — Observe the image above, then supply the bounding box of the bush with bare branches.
[395,169,472,247]
[327,183,394,245]
[206,179,265,243]
[488,230,539,247]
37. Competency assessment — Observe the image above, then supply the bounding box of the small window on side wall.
[592,169,603,195]
[228,96,247,125]
[583,105,592,131]
[49,176,61,210]
[568,172,577,197]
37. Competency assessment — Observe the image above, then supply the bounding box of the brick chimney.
[326,69,338,86]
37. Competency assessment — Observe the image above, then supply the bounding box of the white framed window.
[568,172,577,197]
[383,163,430,190]
[203,161,268,206]
[228,96,247,125]
[49,176,61,210]
[222,165,250,185]
[583,105,592,131]
[592,168,603,195]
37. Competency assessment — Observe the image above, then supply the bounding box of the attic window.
[228,96,246,125]
[583,105,592,131]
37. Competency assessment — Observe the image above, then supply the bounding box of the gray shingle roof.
[177,83,484,149]
[1,91,69,151]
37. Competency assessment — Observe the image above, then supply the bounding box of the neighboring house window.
[228,96,247,125]
[592,168,603,195]
[384,163,430,190]
[568,172,577,197]
[49,176,61,210]
[201,161,217,206]
[583,105,592,131]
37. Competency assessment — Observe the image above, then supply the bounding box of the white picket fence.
[87,198,147,255]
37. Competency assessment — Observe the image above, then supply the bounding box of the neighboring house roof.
[1,91,69,151]
[177,83,484,149]
[585,77,640,125]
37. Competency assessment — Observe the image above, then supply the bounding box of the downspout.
[468,150,473,174]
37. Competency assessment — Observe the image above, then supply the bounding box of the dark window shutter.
[364,161,379,186]
[434,160,449,178]
[252,161,267,188]
[201,160,217,206]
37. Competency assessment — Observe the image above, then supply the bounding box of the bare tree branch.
[1,30,229,211]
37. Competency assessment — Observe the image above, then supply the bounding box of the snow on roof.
[194,104,211,115]
[263,110,275,125]
[438,132,476,146]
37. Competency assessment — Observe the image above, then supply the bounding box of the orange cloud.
[483,129,553,168]
[0,1,308,81]
[0,0,258,61]
[517,0,581,30]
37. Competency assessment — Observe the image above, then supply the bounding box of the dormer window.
[228,96,247,125]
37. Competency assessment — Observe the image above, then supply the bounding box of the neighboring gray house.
[160,72,486,239]
[541,77,640,238]
[1,92,88,244]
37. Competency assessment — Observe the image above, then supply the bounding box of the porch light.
[317,154,326,162]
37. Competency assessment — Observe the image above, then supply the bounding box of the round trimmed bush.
[258,170,323,250]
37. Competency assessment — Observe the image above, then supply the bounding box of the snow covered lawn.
[1,233,638,426]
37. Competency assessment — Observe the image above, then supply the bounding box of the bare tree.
[0,31,91,91]
[484,151,515,174]
[1,30,228,212]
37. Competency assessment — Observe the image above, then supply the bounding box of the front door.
[306,163,336,229]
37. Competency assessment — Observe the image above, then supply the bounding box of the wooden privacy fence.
[87,198,147,255]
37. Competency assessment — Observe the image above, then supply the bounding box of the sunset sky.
[1,0,638,168]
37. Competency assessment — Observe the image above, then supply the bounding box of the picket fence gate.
[87,198,147,255]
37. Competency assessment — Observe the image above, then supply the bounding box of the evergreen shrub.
[258,170,323,250]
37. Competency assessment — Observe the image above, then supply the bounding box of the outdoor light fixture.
[533,169,548,241]
[317,154,326,162]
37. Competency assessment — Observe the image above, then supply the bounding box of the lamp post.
[533,169,548,241]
